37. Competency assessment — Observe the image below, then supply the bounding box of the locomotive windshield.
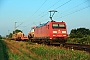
[52,24,65,28]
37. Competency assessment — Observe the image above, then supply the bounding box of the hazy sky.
[0,0,90,36]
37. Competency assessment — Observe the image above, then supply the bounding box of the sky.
[0,0,90,36]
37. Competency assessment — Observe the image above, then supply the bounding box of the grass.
[26,46,30,49]
[20,43,23,47]
[3,39,90,60]
[30,45,90,60]
[67,36,90,45]
[0,40,9,60]
[8,52,20,60]
[5,40,38,60]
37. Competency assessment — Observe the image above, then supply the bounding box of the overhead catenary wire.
[43,0,72,21]
[33,0,61,21]
[16,22,23,28]
[55,0,72,9]
[25,0,62,26]
[25,0,72,28]
[55,0,89,18]
[38,0,61,16]
[21,0,48,29]
[25,0,90,30]
[34,0,72,22]
[24,0,47,23]
[31,0,47,17]
[56,5,90,19]
[60,0,89,14]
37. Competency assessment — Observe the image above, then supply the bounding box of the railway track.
[8,39,90,53]
[26,40,90,53]
[64,43,90,53]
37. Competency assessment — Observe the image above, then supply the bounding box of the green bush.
[0,35,2,39]
[69,28,90,38]
[67,35,90,45]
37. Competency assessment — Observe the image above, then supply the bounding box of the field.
[0,39,90,60]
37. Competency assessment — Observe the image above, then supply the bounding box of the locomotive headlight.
[53,35,56,36]
[62,31,66,33]
[63,35,66,36]
[53,31,57,33]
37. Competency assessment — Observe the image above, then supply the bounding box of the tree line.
[1,28,90,44]
[2,28,90,38]
[68,28,90,44]
[69,28,90,38]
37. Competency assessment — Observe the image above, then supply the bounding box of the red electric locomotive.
[28,21,68,44]
[28,10,68,44]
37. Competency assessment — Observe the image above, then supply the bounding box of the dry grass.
[4,40,90,60]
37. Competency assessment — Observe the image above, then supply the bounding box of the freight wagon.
[12,32,28,41]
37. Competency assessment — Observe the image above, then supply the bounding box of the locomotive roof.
[36,21,65,28]
[36,21,49,28]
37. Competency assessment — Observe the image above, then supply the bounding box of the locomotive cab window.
[52,24,58,28]
[59,24,65,28]
[52,24,65,28]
